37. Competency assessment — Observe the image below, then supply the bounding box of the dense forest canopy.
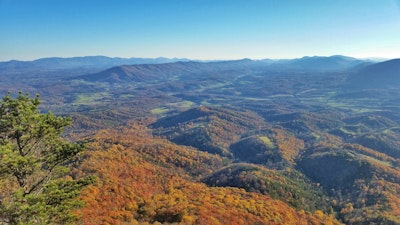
[1,56,400,224]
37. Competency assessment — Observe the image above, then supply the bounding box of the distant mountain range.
[2,55,399,89]
[72,55,374,84]
[0,56,190,70]
[0,56,192,82]
[347,58,400,89]
[75,59,265,83]
[0,56,190,78]
[0,55,373,73]
[274,55,369,71]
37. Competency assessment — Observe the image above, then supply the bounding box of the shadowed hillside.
[3,56,400,224]
[151,106,265,156]
[72,124,342,225]
[347,58,400,89]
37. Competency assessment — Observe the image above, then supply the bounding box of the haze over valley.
[2,54,400,224]
[2,0,400,224]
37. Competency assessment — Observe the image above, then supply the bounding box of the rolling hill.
[3,55,400,224]
[347,58,400,89]
[275,55,368,72]
[151,106,265,156]
[0,56,189,71]
[73,124,342,225]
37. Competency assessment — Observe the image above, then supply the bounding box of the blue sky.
[1,0,400,61]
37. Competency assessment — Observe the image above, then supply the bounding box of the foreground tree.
[0,92,93,224]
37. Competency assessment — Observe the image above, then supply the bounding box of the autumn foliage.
[73,123,341,225]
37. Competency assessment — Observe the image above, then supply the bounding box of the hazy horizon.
[0,54,393,63]
[1,0,400,61]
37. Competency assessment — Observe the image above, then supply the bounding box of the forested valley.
[1,56,400,224]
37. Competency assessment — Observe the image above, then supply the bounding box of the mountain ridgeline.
[347,58,400,89]
[1,55,400,224]
[72,55,370,84]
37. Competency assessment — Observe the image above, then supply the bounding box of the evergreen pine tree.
[0,92,93,224]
